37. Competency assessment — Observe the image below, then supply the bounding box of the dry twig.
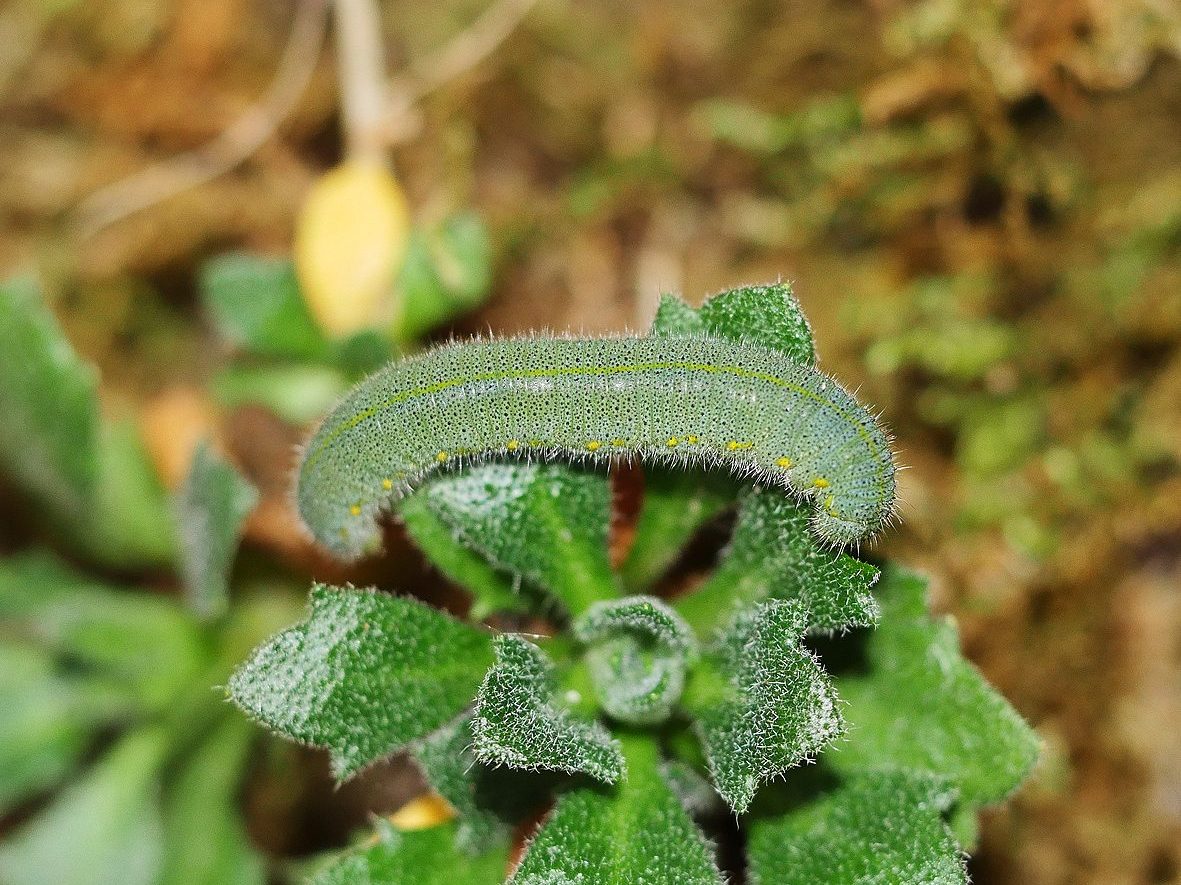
[72,0,330,238]
[71,0,538,237]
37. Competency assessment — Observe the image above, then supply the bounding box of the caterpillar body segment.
[297,336,897,558]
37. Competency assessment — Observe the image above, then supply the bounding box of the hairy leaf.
[575,596,697,725]
[472,635,624,783]
[510,733,723,884]
[0,728,168,885]
[311,819,507,885]
[698,282,815,365]
[684,600,843,813]
[830,568,1041,809]
[414,713,545,855]
[677,486,879,637]
[413,462,618,617]
[747,770,966,885]
[198,253,327,360]
[228,585,494,778]
[174,442,258,620]
[649,292,706,337]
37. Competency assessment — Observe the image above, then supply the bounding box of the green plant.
[0,280,303,885]
[201,209,492,427]
[228,284,1039,883]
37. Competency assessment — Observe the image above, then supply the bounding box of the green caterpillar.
[296,335,897,559]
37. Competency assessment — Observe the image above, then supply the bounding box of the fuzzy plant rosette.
[228,283,1039,884]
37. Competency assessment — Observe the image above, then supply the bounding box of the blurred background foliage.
[0,0,1179,882]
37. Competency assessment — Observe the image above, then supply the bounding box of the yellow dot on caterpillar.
[726,440,753,451]
[813,477,830,489]
[686,435,699,444]
[776,456,793,468]
[611,438,627,447]
[528,439,541,447]
[586,440,602,452]
[507,440,520,451]
[436,451,448,463]
[666,437,679,447]
[381,478,393,491]
[349,504,362,516]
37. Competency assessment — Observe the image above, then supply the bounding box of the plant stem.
[333,0,390,163]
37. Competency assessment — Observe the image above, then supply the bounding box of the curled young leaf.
[574,596,697,725]
[471,635,624,784]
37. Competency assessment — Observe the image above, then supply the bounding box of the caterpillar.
[296,335,897,559]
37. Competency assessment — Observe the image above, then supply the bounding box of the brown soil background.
[2,0,1180,882]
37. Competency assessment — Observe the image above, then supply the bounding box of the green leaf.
[698,282,815,365]
[472,634,624,783]
[228,584,494,779]
[199,253,328,360]
[0,279,173,566]
[212,363,349,426]
[0,552,205,710]
[330,328,396,377]
[649,292,706,337]
[175,442,258,621]
[0,276,98,520]
[830,568,1040,810]
[510,733,723,884]
[394,212,493,342]
[684,600,843,813]
[676,486,880,638]
[159,715,265,885]
[310,819,507,885]
[574,596,697,725]
[0,642,129,806]
[399,493,528,620]
[747,770,966,885]
[88,419,176,565]
[412,462,618,617]
[0,728,168,885]
[413,713,529,855]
